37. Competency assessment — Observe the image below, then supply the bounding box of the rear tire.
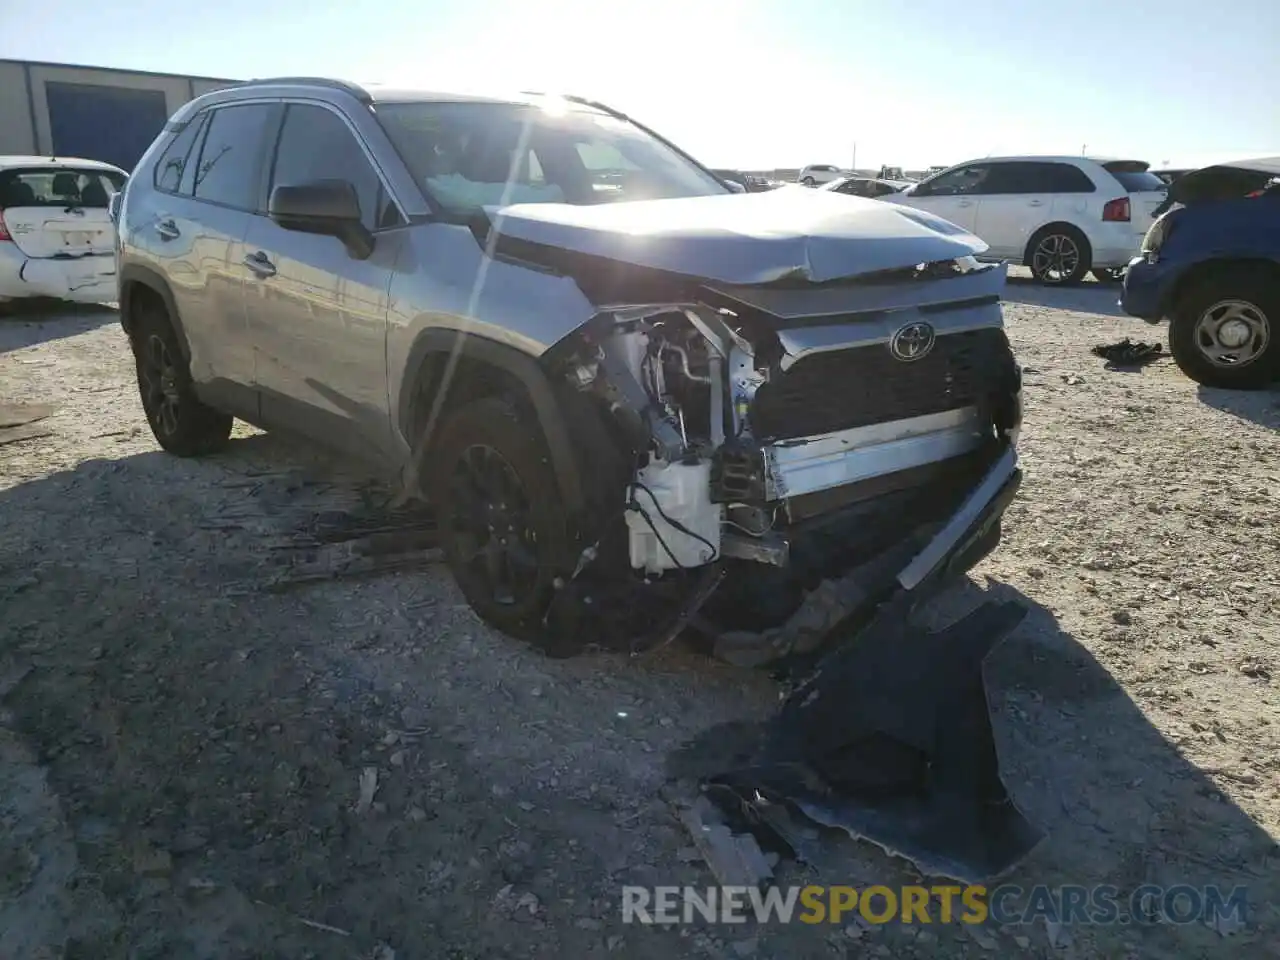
[131,302,232,456]
[427,397,576,653]
[801,177,816,186]
[1026,225,1091,285]
[1168,267,1280,389]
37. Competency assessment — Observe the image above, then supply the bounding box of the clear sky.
[3,0,1275,171]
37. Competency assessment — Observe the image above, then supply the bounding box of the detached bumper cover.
[689,447,1040,884]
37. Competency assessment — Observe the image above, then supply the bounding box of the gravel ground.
[1,279,1277,960]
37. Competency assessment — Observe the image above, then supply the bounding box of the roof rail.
[234,76,371,102]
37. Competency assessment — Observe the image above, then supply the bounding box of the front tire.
[1026,226,1091,285]
[428,397,574,651]
[1168,267,1279,389]
[131,302,232,456]
[801,177,816,186]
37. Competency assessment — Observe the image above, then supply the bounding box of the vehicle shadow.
[1002,275,1130,319]
[917,577,1274,953]
[1197,384,1280,431]
[0,300,119,354]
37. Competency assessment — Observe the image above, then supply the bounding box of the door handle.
[155,218,179,240]
[957,200,973,207]
[1027,200,1044,207]
[242,251,276,278]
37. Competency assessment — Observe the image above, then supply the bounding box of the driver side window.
[269,103,402,231]
[917,164,989,197]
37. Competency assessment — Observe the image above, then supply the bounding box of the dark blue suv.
[1121,157,1280,389]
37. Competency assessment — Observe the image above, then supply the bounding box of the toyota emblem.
[889,321,936,362]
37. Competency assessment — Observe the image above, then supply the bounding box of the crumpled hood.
[488,187,988,285]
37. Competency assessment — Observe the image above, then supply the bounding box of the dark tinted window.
[154,113,205,194]
[981,162,1095,194]
[1106,168,1168,192]
[269,103,402,230]
[192,103,274,211]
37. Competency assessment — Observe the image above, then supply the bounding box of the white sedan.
[0,155,125,307]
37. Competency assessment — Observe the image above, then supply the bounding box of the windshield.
[376,100,728,215]
[0,167,125,209]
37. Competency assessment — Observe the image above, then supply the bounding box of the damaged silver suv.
[115,78,1023,663]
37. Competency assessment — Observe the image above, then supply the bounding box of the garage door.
[45,82,170,172]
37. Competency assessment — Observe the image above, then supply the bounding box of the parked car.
[1121,156,1280,389]
[1154,168,1192,186]
[883,156,1168,285]
[798,164,845,186]
[820,176,912,198]
[0,155,126,308]
[710,169,780,193]
[114,78,1023,661]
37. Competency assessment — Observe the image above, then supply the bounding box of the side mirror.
[725,180,747,194]
[108,191,122,223]
[268,179,373,259]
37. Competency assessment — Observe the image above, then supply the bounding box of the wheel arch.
[1163,256,1280,315]
[118,264,191,362]
[397,329,585,512]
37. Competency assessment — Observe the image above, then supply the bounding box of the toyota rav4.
[114,78,1024,663]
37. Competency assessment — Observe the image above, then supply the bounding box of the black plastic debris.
[697,594,1044,884]
[1091,338,1165,369]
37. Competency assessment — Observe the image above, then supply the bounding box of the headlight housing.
[1140,209,1178,259]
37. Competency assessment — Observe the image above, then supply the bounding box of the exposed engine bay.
[539,254,1023,666]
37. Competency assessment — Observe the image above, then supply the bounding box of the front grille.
[750,327,1015,441]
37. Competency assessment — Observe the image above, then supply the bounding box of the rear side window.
[1105,166,1168,192]
[192,103,275,211]
[268,103,402,230]
[982,162,1095,194]
[153,114,207,194]
[0,168,124,208]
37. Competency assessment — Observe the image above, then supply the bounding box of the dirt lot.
[1,279,1277,960]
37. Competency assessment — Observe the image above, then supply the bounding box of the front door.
[892,163,988,234]
[242,100,407,466]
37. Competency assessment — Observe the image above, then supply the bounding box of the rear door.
[145,101,278,393]
[0,166,124,259]
[889,162,986,233]
[1100,161,1168,240]
[974,161,1094,258]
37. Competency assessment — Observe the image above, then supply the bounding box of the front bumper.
[712,443,1021,666]
[1119,255,1169,322]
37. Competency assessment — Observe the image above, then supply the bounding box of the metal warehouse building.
[0,59,238,172]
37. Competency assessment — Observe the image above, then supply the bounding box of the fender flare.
[118,263,192,363]
[398,329,585,512]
